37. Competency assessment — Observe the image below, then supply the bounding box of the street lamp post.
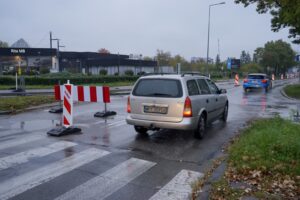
[206,2,225,76]
[15,56,21,90]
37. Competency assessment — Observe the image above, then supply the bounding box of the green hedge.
[0,76,139,85]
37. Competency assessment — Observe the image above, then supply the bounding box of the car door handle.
[206,99,209,103]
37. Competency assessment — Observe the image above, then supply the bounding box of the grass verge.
[0,95,56,111]
[0,81,135,90]
[210,117,300,199]
[284,84,300,100]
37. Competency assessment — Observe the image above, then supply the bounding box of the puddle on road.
[11,119,60,131]
[239,91,300,122]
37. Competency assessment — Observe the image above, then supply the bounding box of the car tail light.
[261,79,267,83]
[127,96,131,113]
[183,97,192,117]
[243,79,248,83]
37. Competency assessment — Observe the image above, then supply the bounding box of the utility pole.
[218,39,220,57]
[50,31,52,48]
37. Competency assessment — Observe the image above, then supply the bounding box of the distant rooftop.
[11,38,30,48]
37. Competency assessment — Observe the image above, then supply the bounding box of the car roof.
[140,74,209,80]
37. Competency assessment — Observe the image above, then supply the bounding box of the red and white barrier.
[63,82,73,128]
[48,81,114,136]
[54,85,110,103]
[272,74,275,81]
[234,74,240,86]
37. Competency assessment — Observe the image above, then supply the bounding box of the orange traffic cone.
[234,74,240,86]
[272,74,275,81]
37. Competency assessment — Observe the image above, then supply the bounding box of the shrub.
[40,67,50,74]
[99,69,108,76]
[124,70,134,76]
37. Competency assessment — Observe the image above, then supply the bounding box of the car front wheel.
[221,104,228,122]
[194,114,206,139]
[134,126,148,134]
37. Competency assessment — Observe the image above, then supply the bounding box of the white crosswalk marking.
[149,169,204,200]
[0,148,110,200]
[0,133,45,151]
[55,158,156,200]
[0,141,77,170]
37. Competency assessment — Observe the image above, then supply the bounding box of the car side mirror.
[219,89,227,94]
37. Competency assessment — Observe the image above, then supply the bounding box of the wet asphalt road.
[0,79,299,200]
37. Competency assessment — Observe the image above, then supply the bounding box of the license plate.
[144,106,168,114]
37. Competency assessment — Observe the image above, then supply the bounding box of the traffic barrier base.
[47,127,81,137]
[49,107,63,113]
[94,110,117,118]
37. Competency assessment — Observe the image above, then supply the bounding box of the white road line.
[149,169,204,200]
[0,148,110,200]
[55,158,156,200]
[0,134,45,151]
[0,141,77,170]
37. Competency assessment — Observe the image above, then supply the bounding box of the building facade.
[0,47,173,75]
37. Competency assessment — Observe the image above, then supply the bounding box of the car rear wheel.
[221,104,228,122]
[134,126,148,134]
[194,114,206,139]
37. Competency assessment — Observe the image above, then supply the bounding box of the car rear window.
[248,75,265,79]
[132,78,183,97]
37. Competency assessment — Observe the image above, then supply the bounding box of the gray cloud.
[0,0,297,61]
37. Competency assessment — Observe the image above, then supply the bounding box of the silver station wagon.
[126,73,228,139]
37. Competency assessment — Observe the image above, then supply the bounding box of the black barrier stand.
[47,127,81,137]
[94,102,117,118]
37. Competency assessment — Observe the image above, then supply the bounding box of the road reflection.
[242,92,267,112]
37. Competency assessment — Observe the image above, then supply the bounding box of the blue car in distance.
[243,73,272,92]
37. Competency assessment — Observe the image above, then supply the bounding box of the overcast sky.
[0,0,298,61]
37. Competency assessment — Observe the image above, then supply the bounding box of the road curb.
[0,110,13,115]
[280,87,300,101]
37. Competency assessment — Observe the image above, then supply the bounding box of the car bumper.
[126,115,198,130]
[243,83,268,89]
